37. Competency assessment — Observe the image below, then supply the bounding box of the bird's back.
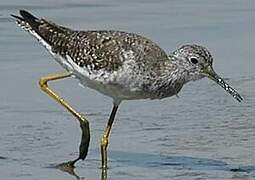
[68,30,169,72]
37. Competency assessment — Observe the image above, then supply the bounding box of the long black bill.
[204,66,243,102]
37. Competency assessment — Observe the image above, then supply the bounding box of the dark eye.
[190,57,198,64]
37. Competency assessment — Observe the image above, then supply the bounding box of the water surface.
[1,0,255,179]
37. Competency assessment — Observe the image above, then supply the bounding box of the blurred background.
[0,0,255,179]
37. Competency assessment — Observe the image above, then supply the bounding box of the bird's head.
[172,44,243,102]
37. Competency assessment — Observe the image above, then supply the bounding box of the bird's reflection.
[56,161,84,180]
[101,168,107,180]
[55,161,108,180]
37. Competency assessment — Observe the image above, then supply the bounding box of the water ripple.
[110,150,255,173]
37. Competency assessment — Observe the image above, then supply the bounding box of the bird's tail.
[11,10,71,52]
[11,10,40,33]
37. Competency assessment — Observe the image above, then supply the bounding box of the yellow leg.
[39,71,90,166]
[101,104,119,179]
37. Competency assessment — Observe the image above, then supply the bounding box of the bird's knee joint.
[39,78,48,90]
[101,136,108,148]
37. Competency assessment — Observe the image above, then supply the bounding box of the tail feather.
[20,10,38,22]
[11,10,72,54]
[11,10,40,33]
[10,14,24,21]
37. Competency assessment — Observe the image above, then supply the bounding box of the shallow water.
[1,0,255,179]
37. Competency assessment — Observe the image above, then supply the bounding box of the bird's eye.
[190,57,198,64]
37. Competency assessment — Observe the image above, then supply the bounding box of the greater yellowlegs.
[12,10,242,173]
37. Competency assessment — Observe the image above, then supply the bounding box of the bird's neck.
[149,56,189,98]
[163,55,190,83]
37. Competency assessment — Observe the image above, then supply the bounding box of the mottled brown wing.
[65,30,169,72]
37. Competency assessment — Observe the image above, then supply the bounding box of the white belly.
[54,54,151,103]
